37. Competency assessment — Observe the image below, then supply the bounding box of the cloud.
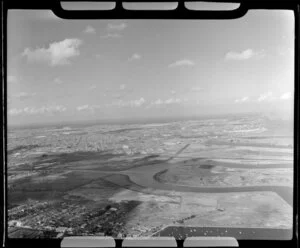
[8,108,23,116]
[107,22,127,31]
[151,98,182,106]
[131,97,145,107]
[88,85,97,90]
[277,46,293,57]
[83,25,96,34]
[165,98,182,104]
[13,92,36,100]
[7,75,18,83]
[77,104,102,112]
[106,100,122,107]
[8,105,66,116]
[54,77,63,84]
[171,90,176,95]
[235,96,249,103]
[225,49,265,61]
[168,59,195,68]
[22,38,82,66]
[100,33,122,39]
[77,104,89,111]
[257,91,274,102]
[280,92,292,100]
[128,53,141,61]
[256,92,292,102]
[29,105,66,114]
[190,87,204,92]
[107,97,146,108]
[152,99,163,105]
[120,84,126,90]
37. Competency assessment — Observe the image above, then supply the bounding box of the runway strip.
[153,226,293,240]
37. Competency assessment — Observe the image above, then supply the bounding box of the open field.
[7,113,293,239]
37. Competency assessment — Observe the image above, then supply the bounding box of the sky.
[7,8,294,126]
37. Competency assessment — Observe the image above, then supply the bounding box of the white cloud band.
[22,38,82,66]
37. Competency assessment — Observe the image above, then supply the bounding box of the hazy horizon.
[8,110,294,130]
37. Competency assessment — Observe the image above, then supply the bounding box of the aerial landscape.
[7,114,293,239]
[6,7,294,240]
